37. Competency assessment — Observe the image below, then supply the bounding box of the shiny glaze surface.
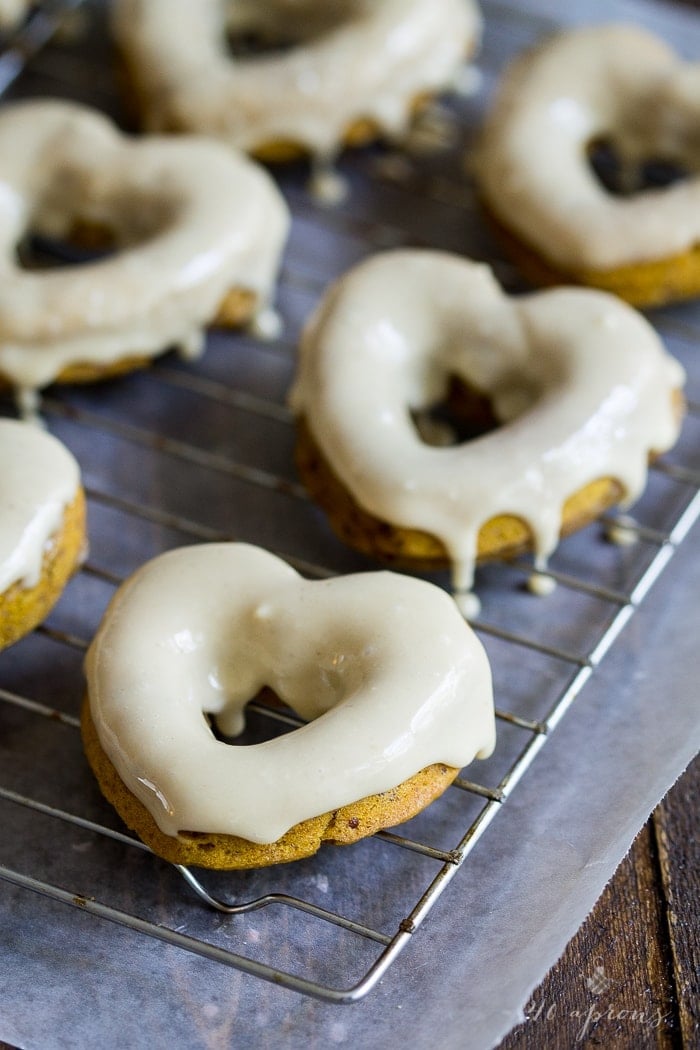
[85,543,495,843]
[0,99,289,390]
[291,250,684,590]
[0,418,81,591]
[476,24,700,270]
[113,0,481,158]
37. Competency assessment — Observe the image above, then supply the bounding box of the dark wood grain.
[654,766,700,1046]
[499,757,699,1049]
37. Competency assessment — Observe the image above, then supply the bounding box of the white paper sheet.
[0,1,698,1047]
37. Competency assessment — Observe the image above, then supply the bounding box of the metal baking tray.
[0,0,699,1003]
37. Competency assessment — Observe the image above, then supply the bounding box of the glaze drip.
[85,544,496,843]
[0,100,289,391]
[290,250,684,594]
[112,0,482,160]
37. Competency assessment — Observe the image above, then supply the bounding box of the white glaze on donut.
[112,0,481,159]
[0,418,81,592]
[84,543,495,843]
[290,250,684,590]
[0,99,289,391]
[476,24,700,272]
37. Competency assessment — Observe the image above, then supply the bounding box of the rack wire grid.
[1,0,699,1006]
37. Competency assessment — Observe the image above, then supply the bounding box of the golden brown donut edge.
[0,487,86,651]
[81,697,459,870]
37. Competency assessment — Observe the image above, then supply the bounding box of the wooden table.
[499,756,699,1048]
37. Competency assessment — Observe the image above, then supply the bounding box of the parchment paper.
[0,1,699,1047]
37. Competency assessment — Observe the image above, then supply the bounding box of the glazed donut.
[475,25,700,307]
[290,251,684,609]
[112,0,481,163]
[82,543,495,869]
[0,418,86,651]
[0,99,289,395]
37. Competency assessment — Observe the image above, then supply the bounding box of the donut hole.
[17,222,118,271]
[587,137,690,196]
[411,376,501,447]
[225,27,297,59]
[16,181,178,271]
[224,0,359,58]
[207,689,298,746]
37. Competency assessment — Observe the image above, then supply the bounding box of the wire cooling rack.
[0,0,699,1005]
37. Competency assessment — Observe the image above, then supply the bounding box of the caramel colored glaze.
[0,289,257,387]
[290,252,684,593]
[0,488,86,651]
[81,697,458,869]
[485,204,700,309]
[113,0,480,162]
[296,417,626,573]
[59,288,256,380]
[84,543,494,844]
[11,214,260,385]
[119,54,433,166]
[475,26,700,304]
[0,100,289,391]
[60,225,261,331]
[0,356,149,388]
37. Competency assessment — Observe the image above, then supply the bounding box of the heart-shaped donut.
[291,250,684,610]
[0,99,289,393]
[83,543,495,869]
[476,24,700,306]
[112,0,481,162]
[0,418,85,651]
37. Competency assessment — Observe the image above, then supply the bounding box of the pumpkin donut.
[111,0,482,163]
[475,24,700,307]
[290,251,684,610]
[0,99,289,395]
[0,418,86,651]
[82,543,495,869]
